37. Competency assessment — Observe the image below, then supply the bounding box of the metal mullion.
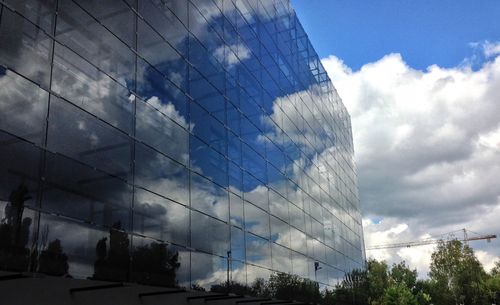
[30,0,58,273]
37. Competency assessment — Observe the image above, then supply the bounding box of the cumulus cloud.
[322,48,500,276]
[482,41,500,58]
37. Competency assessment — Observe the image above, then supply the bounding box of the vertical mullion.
[128,0,139,282]
[31,0,58,273]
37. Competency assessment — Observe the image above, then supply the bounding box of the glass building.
[0,0,364,290]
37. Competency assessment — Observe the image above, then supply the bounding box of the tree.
[367,259,389,305]
[429,239,487,305]
[484,274,500,304]
[491,259,500,276]
[413,279,432,305]
[389,261,417,292]
[383,283,418,305]
[267,272,321,303]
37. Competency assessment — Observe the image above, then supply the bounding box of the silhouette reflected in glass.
[93,221,130,281]
[131,241,180,287]
[0,183,33,271]
[92,221,180,286]
[37,239,69,276]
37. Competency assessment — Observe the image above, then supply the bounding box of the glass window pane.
[42,152,132,228]
[270,216,290,248]
[191,210,229,257]
[56,0,135,88]
[245,232,270,268]
[52,43,134,134]
[138,0,188,56]
[231,226,245,262]
[191,251,227,290]
[0,70,48,145]
[190,136,227,187]
[0,132,41,208]
[77,0,135,47]
[0,8,52,88]
[130,236,185,287]
[38,213,123,280]
[47,96,132,180]
[272,243,291,273]
[3,0,56,33]
[135,142,188,205]
[229,193,244,228]
[244,202,269,239]
[133,188,188,246]
[190,173,228,221]
[136,99,189,165]
[0,200,37,272]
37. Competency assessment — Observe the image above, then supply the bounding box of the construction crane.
[366,228,496,251]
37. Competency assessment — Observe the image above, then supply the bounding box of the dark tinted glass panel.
[190,173,228,221]
[190,136,227,187]
[191,210,229,257]
[77,0,135,47]
[135,142,188,205]
[0,8,52,88]
[0,203,36,272]
[56,0,134,88]
[47,96,131,180]
[191,251,227,290]
[42,152,132,228]
[139,0,188,55]
[38,213,120,280]
[0,132,40,206]
[3,0,55,32]
[136,99,188,165]
[133,188,188,246]
[136,58,188,122]
[137,18,186,90]
[0,71,48,145]
[52,43,134,134]
[130,236,186,287]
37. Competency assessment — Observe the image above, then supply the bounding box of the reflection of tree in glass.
[328,268,369,305]
[93,221,180,286]
[37,239,69,276]
[210,273,321,304]
[210,281,254,296]
[131,242,180,287]
[93,221,130,281]
[0,184,33,271]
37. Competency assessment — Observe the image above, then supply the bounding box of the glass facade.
[0,0,364,290]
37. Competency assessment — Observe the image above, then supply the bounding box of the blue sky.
[291,1,500,275]
[291,0,500,70]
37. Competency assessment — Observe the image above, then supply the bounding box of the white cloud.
[323,48,500,277]
[483,41,500,58]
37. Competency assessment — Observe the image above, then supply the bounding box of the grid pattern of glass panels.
[0,0,364,290]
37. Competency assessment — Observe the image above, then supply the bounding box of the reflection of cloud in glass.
[0,70,49,145]
[0,0,364,289]
[213,43,251,67]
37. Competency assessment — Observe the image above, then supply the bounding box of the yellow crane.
[366,228,496,250]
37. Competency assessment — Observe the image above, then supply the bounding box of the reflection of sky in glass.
[0,0,364,290]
